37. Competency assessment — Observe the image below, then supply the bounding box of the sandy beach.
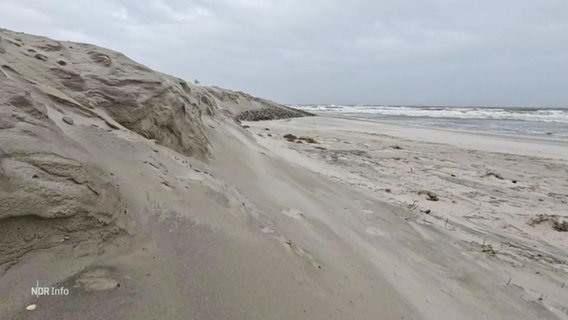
[242,116,568,319]
[1,28,567,319]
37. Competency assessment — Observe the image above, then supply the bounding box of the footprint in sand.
[75,268,119,292]
[260,226,275,234]
[365,227,387,237]
[281,208,305,220]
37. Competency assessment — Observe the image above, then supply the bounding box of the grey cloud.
[1,0,567,106]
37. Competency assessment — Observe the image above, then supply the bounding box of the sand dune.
[1,28,567,319]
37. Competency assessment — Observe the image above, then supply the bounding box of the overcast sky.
[1,0,567,107]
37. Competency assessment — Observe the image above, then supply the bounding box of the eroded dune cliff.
[0,27,312,264]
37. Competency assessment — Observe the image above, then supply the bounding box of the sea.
[291,105,568,140]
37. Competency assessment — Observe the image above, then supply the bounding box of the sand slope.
[245,116,568,319]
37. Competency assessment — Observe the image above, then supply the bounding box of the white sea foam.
[293,105,568,123]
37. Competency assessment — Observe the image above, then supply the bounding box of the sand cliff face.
[1,29,204,159]
[0,28,308,270]
[0,78,127,268]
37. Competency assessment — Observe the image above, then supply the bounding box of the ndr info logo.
[31,281,69,297]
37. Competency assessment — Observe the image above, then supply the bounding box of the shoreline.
[279,114,568,159]
[321,113,568,142]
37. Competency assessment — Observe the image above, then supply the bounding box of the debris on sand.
[483,171,504,180]
[418,190,440,201]
[284,133,297,141]
[283,134,318,143]
[553,220,568,232]
[26,304,37,311]
[299,136,318,143]
[468,240,498,256]
[390,145,403,150]
[527,214,568,232]
[479,243,497,256]
[406,200,419,210]
[528,214,550,226]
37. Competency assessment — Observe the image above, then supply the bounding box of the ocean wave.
[291,105,568,123]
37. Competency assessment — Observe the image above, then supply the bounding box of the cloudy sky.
[1,0,567,106]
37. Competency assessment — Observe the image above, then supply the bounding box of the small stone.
[423,209,431,214]
[511,180,517,184]
[26,304,37,311]
[62,116,74,125]
[64,234,70,241]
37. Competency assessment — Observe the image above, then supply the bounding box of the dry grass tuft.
[418,190,440,201]
[299,136,318,143]
[527,214,568,232]
[483,171,504,180]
